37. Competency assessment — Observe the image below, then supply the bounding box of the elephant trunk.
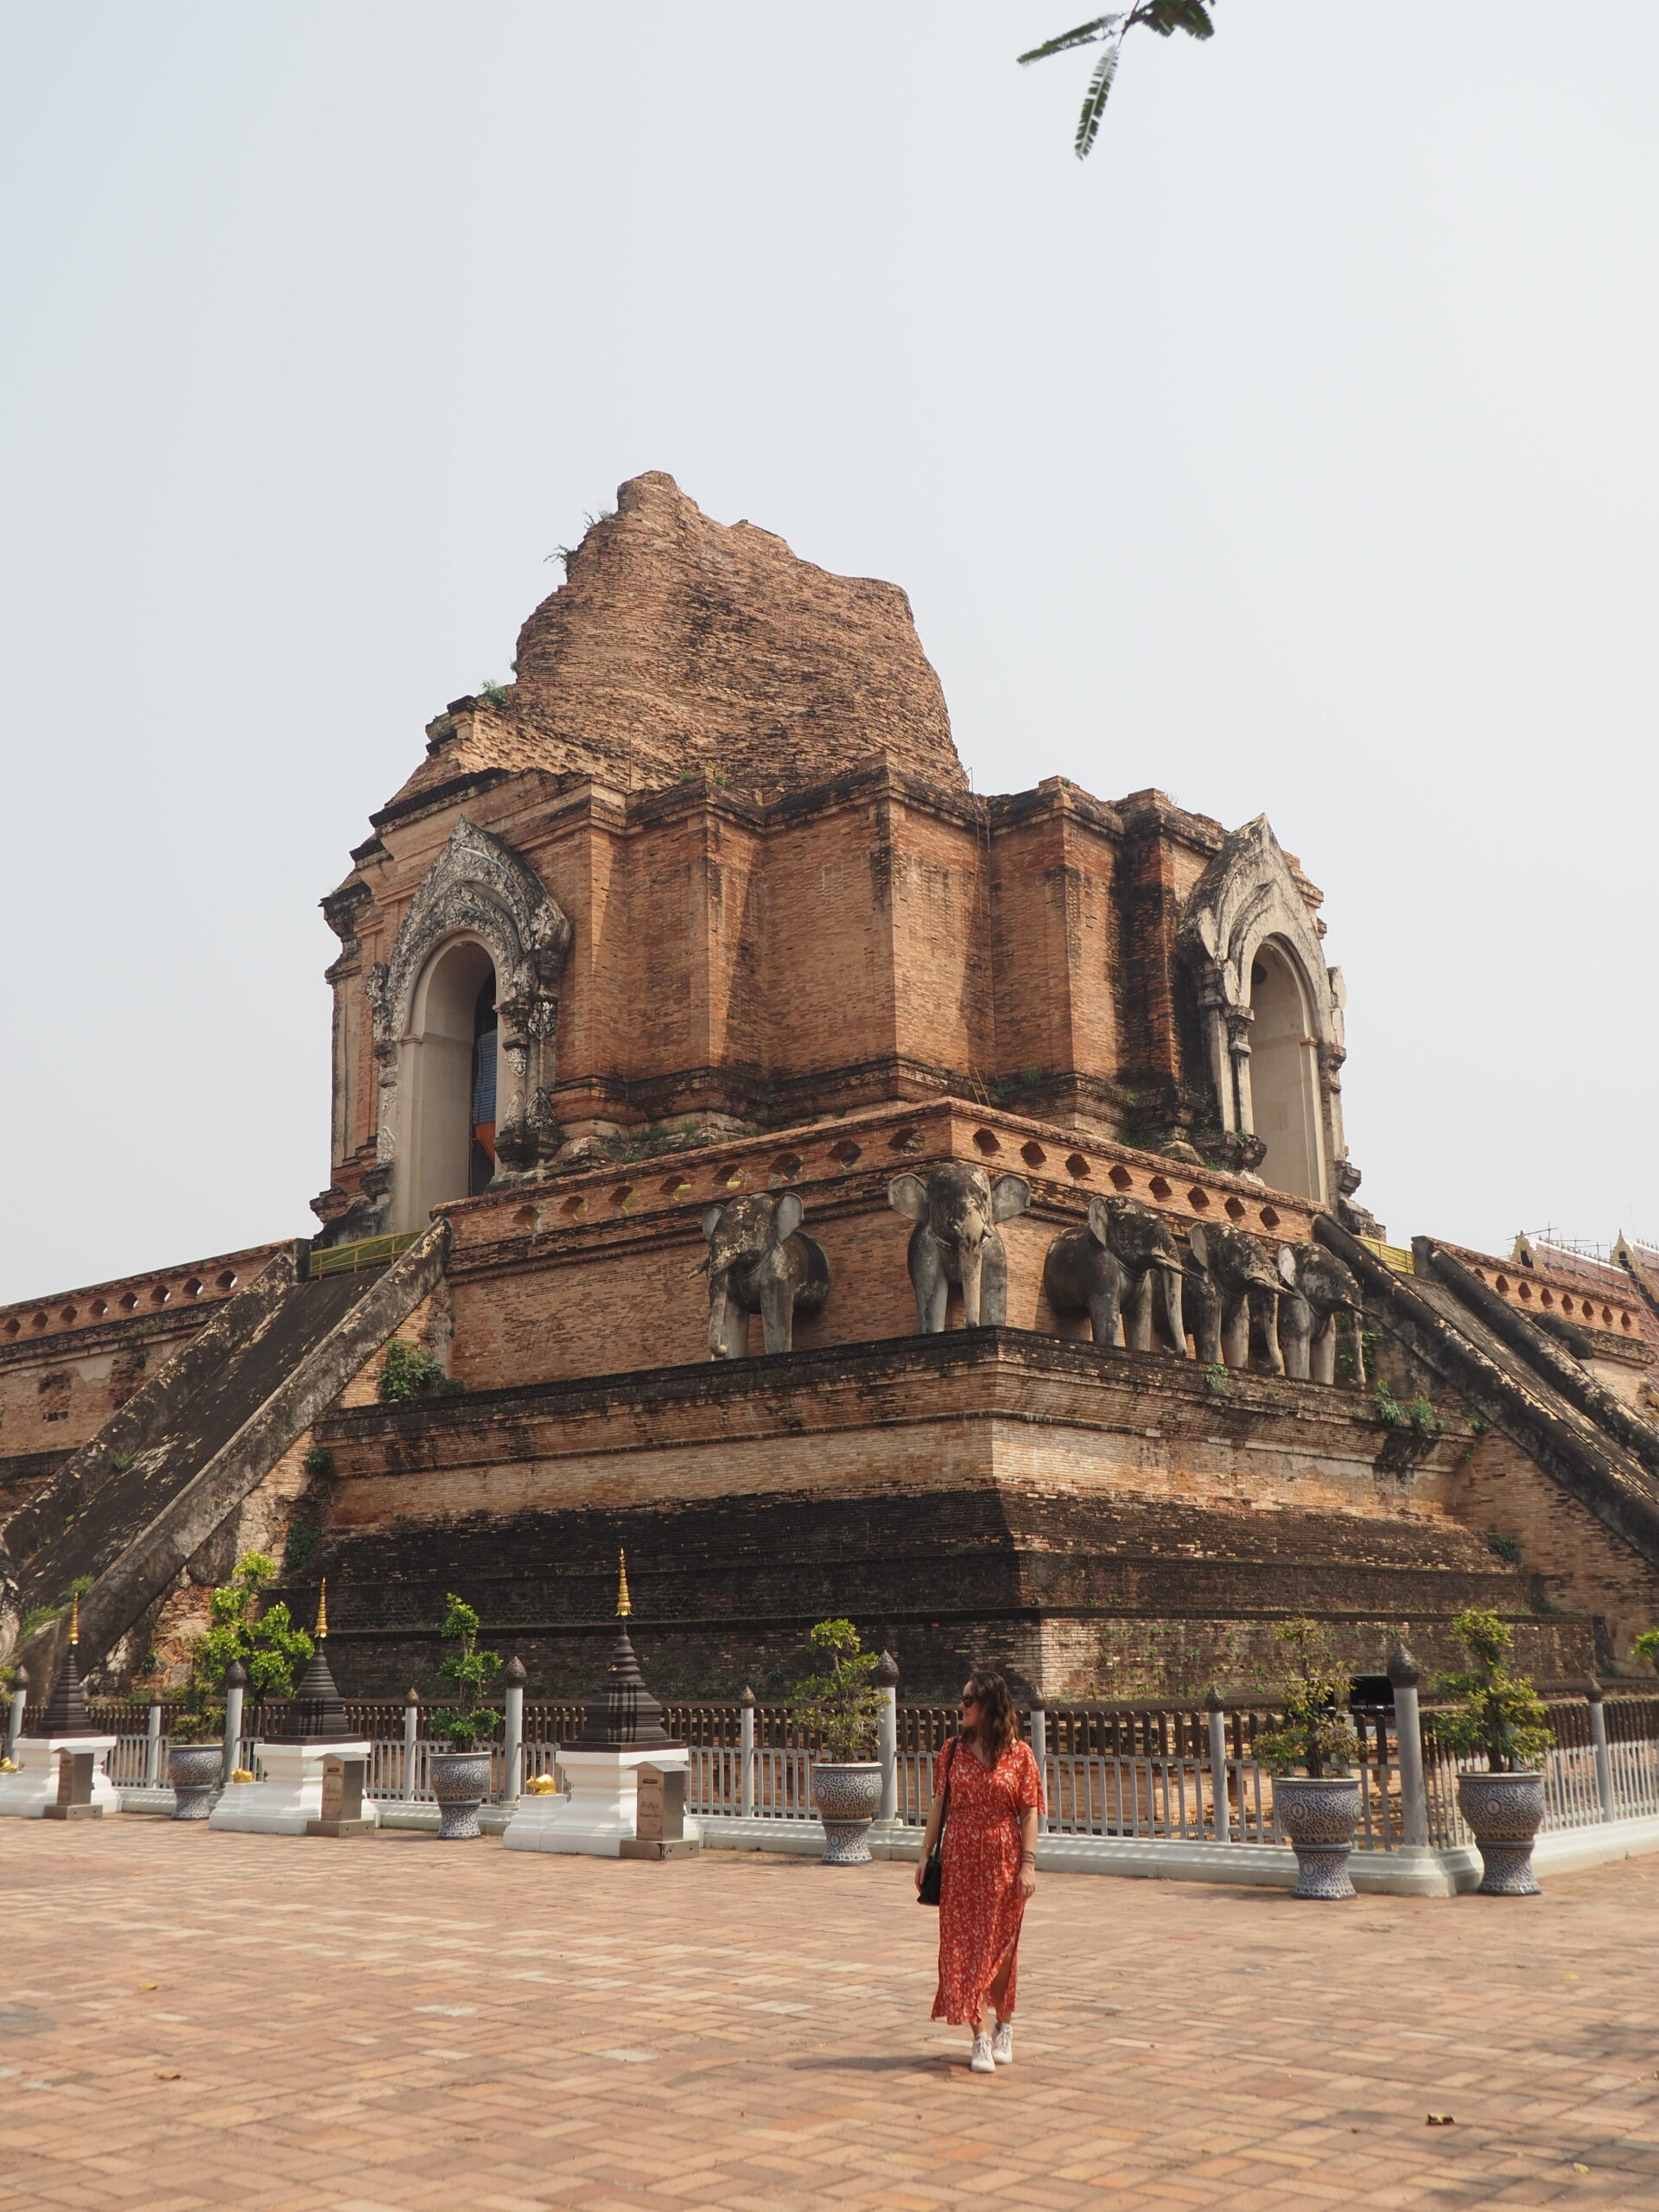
[1157,1264,1188,1357]
[959,1242,985,1328]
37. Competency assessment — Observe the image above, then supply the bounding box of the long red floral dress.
[931,1736,1045,2025]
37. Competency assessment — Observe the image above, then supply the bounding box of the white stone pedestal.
[503,1746,700,1857]
[0,1736,120,1819]
[209,1740,378,1836]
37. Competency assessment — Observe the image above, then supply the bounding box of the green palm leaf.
[1074,38,1123,158]
[1018,12,1124,66]
[1143,0,1215,38]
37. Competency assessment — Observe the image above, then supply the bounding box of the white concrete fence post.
[7,1665,29,1764]
[1586,1676,1617,1822]
[876,1651,899,1823]
[1205,1686,1230,1844]
[403,1687,421,1801]
[1030,1701,1048,1834]
[739,1686,756,1817]
[502,1656,525,1802]
[1389,1642,1430,1849]
[221,1659,247,1789]
[144,1692,163,1787]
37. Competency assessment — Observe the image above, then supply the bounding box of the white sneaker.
[969,2031,995,2075]
[992,2021,1014,2066]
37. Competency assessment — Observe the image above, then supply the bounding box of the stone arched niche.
[367,819,573,1232]
[1177,815,1351,1207]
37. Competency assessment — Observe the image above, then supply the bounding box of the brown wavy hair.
[960,1669,1018,1765]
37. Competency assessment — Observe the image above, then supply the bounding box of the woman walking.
[917,1669,1044,2075]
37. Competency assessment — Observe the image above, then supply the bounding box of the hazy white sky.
[2,3,1654,1305]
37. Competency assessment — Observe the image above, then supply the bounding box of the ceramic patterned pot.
[429,1749,493,1840]
[1457,1770,1545,1895]
[811,1761,883,1865]
[168,1743,223,1821]
[1274,1775,1362,1900]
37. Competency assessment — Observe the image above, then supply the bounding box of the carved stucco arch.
[1177,815,1350,1203]
[367,819,574,1215]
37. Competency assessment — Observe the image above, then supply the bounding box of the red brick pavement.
[3,1818,1658,2210]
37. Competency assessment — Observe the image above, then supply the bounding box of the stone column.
[875,1651,899,1825]
[739,1687,755,1818]
[6,1666,28,1764]
[222,1660,247,1789]
[502,1657,525,1802]
[144,1693,163,1787]
[1586,1677,1617,1822]
[1030,1701,1048,1835]
[1206,1686,1230,1844]
[403,1687,421,1801]
[1389,1642,1429,1849]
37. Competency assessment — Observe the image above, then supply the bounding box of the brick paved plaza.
[4,1821,1659,2211]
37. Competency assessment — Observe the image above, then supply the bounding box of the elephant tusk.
[690,1259,710,1277]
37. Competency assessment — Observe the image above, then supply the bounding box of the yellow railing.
[1356,1234,1414,1275]
[309,1231,422,1280]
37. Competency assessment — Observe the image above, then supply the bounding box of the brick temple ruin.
[6,472,1659,1701]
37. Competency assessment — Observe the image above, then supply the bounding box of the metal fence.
[57,1687,1659,1853]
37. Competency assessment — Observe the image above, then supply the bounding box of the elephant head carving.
[1276,1241,1366,1385]
[697,1191,830,1359]
[888,1162,1030,1332]
[1043,1196,1188,1355]
[1187,1220,1285,1374]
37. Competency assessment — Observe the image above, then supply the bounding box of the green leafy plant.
[192,1551,313,1702]
[1251,1618,1358,1779]
[479,679,510,708]
[1372,1381,1408,1429]
[1431,1608,1554,1774]
[1632,1626,1659,1673]
[1404,1393,1443,1438]
[378,1339,460,1402]
[433,1593,501,1751]
[1204,1361,1229,1395]
[110,1450,133,1473]
[1486,1532,1522,1565]
[282,1519,321,1576]
[302,1444,334,1478]
[786,1617,883,1764]
[1019,3,1217,160]
[168,1670,224,1745]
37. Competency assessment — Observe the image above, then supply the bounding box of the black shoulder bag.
[917,1738,957,1907]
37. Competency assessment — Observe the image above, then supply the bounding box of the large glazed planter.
[811,1761,883,1866]
[168,1744,223,1821]
[429,1749,493,1840]
[1457,1770,1546,1896]
[1274,1775,1362,1900]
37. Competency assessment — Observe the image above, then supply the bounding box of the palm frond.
[1141,0,1215,38]
[1018,13,1124,67]
[1074,38,1123,159]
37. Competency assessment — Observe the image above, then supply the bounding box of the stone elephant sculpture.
[1276,1241,1366,1386]
[1187,1220,1285,1373]
[1043,1196,1189,1354]
[697,1192,830,1358]
[888,1162,1031,1332]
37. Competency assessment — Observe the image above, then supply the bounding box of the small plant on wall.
[433,1593,502,1751]
[1635,1626,1659,1674]
[378,1339,462,1402]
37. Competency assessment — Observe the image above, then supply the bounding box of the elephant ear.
[1187,1223,1211,1271]
[991,1173,1031,1223]
[700,1204,725,1241]
[1085,1196,1113,1247]
[888,1173,929,1223]
[772,1191,804,1242]
[1276,1243,1299,1287]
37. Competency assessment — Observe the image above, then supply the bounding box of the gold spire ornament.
[69,1592,80,1645]
[616,1549,632,1618]
[315,1579,328,1640]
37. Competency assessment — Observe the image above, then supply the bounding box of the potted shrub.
[428,1594,501,1840]
[1253,1617,1363,1900]
[789,1618,884,1866]
[167,1551,313,1818]
[1432,1607,1554,1895]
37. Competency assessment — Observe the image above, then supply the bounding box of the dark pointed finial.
[1205,1683,1224,1712]
[1386,1642,1421,1689]
[616,1548,632,1618]
[504,1656,527,1686]
[740,1684,756,1709]
[875,1649,899,1688]
[1586,1675,1605,1703]
[225,1658,249,1688]
[405,1685,421,1707]
[148,1688,162,1708]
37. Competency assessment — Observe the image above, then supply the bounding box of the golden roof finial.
[616,1548,632,1619]
[315,1578,329,1641]
[69,1592,79,1646]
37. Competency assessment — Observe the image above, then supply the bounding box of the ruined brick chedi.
[7,473,1659,1701]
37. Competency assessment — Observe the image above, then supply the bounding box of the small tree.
[787,1618,883,1764]
[1431,1608,1554,1774]
[191,1551,314,1702]
[1251,1617,1359,1779]
[433,1593,501,1751]
[1633,1626,1659,1674]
